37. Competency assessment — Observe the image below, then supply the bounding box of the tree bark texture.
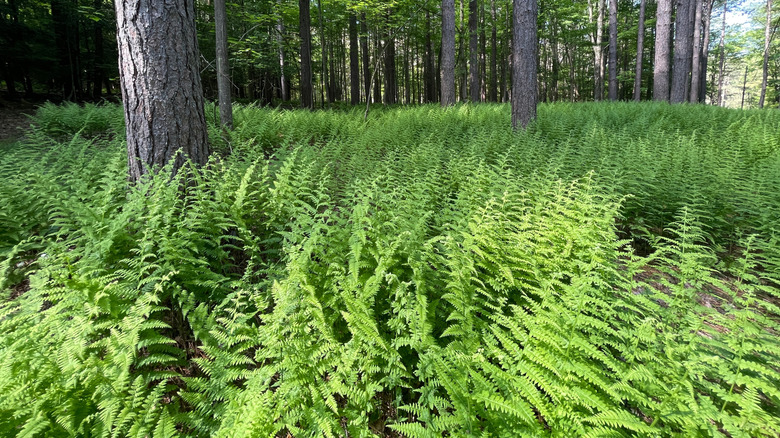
[670,0,695,103]
[698,0,714,102]
[608,0,618,101]
[214,0,233,129]
[300,0,313,109]
[441,0,457,106]
[114,0,209,183]
[349,13,360,105]
[653,0,672,101]
[633,0,646,100]
[469,0,480,102]
[689,0,703,103]
[589,0,605,100]
[512,0,538,129]
[760,0,772,107]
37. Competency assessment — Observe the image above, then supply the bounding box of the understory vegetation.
[1,102,779,437]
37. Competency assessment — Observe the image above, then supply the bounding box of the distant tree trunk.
[318,1,331,106]
[425,11,437,102]
[441,0,457,106]
[760,0,772,108]
[52,0,82,101]
[349,13,360,105]
[717,0,726,106]
[608,0,618,100]
[469,0,480,102]
[92,0,105,99]
[214,0,233,128]
[653,0,672,101]
[115,0,209,182]
[278,0,289,102]
[589,0,605,100]
[300,0,313,109]
[384,13,397,105]
[489,0,498,101]
[689,0,703,103]
[670,0,695,103]
[633,0,646,100]
[360,13,371,103]
[698,0,714,102]
[512,0,537,129]
[741,64,748,108]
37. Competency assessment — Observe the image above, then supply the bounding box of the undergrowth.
[1,102,779,437]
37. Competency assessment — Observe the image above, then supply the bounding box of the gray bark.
[588,0,605,100]
[300,0,313,109]
[670,0,695,103]
[653,0,672,101]
[512,0,537,129]
[634,0,647,100]
[608,0,618,100]
[360,13,370,103]
[215,0,233,128]
[114,0,209,182]
[278,0,288,102]
[760,0,772,107]
[689,0,703,103]
[717,0,726,106]
[441,0,457,106]
[349,13,360,105]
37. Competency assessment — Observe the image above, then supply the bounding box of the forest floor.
[0,100,36,142]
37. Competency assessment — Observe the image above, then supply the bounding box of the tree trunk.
[689,0,703,103]
[633,0,646,100]
[278,0,289,102]
[300,0,313,109]
[469,0,480,102]
[384,14,397,105]
[349,13,360,105]
[742,64,748,108]
[115,0,209,182]
[589,0,605,100]
[489,0,498,101]
[717,0,726,106]
[512,0,537,129]
[653,0,673,101]
[608,0,618,100]
[425,11,437,102]
[318,1,331,106]
[214,0,233,128]
[698,0,714,102]
[670,0,695,103]
[442,0,457,106]
[760,0,772,108]
[360,13,371,103]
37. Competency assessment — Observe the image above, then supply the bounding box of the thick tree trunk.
[469,0,480,102]
[717,0,726,106]
[349,13,360,105]
[633,0,646,100]
[214,0,233,128]
[300,0,313,109]
[360,14,371,103]
[689,0,703,103]
[653,0,672,101]
[608,0,618,100]
[760,0,772,108]
[441,0,457,106]
[512,0,537,129]
[670,0,695,103]
[115,0,209,182]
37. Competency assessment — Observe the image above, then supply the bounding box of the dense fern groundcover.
[1,102,779,437]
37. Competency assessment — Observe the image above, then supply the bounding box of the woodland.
[1,0,780,437]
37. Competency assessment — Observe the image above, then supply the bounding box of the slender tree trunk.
[349,13,360,105]
[300,0,313,109]
[425,12,437,102]
[384,12,397,105]
[760,0,772,108]
[512,0,538,129]
[689,0,703,103]
[670,0,695,103]
[360,13,370,103]
[489,0,498,101]
[717,0,726,106]
[93,0,105,99]
[469,0,480,102]
[653,0,672,101]
[115,0,209,182]
[442,0,457,106]
[278,0,289,102]
[214,0,233,128]
[318,1,331,106]
[698,0,713,102]
[741,64,748,108]
[633,0,646,100]
[588,0,605,100]
[608,0,618,100]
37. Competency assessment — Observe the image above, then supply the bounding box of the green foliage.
[1,102,779,437]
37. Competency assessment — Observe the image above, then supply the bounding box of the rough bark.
[512,0,538,129]
[469,0,480,102]
[698,0,714,102]
[608,0,618,100]
[214,0,233,129]
[441,0,457,106]
[634,0,647,100]
[300,0,313,109]
[689,0,703,103]
[114,0,209,183]
[670,0,695,103]
[760,0,772,108]
[653,0,673,101]
[349,13,360,105]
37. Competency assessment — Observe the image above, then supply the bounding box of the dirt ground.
[0,99,37,142]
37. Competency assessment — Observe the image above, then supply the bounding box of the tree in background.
[300,0,313,109]
[441,0,456,106]
[759,0,773,107]
[654,0,673,101]
[115,0,209,182]
[214,0,233,129]
[512,0,537,128]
